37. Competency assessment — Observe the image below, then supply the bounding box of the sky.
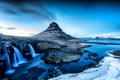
[0,0,120,38]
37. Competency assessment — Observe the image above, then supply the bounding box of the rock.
[43,50,81,64]
[34,39,84,54]
[14,40,29,53]
[34,38,84,64]
[34,40,63,52]
[108,50,120,57]
[12,40,34,58]
[34,37,84,64]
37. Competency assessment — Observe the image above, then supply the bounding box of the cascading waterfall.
[12,46,26,67]
[5,46,27,74]
[6,48,12,70]
[13,52,18,67]
[5,43,36,75]
[28,44,36,58]
[5,47,15,75]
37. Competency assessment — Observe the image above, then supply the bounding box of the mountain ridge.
[33,22,76,40]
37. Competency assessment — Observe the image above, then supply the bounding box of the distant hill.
[0,33,3,36]
[33,22,76,40]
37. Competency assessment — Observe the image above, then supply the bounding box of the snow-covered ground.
[49,56,120,80]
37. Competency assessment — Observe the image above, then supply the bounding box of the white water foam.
[5,69,15,75]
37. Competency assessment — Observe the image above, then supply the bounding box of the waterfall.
[6,48,12,70]
[28,44,36,58]
[13,52,18,67]
[5,47,15,75]
[12,47,26,67]
[5,43,35,75]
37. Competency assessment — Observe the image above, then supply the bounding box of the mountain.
[33,22,76,40]
[0,33,3,36]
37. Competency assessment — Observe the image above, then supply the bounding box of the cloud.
[2,7,18,14]
[0,26,2,28]
[6,27,16,30]
[0,0,55,20]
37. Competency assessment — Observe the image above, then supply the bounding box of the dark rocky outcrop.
[108,50,120,57]
[34,39,84,63]
[12,40,28,53]
[11,40,35,59]
[33,40,63,52]
[43,50,81,64]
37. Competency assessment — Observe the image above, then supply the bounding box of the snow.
[90,32,120,38]
[49,56,120,80]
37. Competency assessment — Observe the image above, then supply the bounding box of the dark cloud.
[0,7,18,14]
[1,0,119,21]
[0,27,2,28]
[0,0,55,20]
[1,0,43,5]
[7,27,16,30]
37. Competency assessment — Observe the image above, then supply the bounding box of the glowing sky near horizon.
[0,1,120,38]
